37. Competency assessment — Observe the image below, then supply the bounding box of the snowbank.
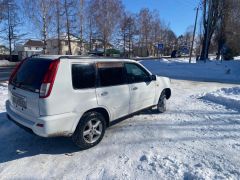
[0,82,8,112]
[198,87,240,111]
[234,56,240,60]
[141,58,240,84]
[0,60,18,67]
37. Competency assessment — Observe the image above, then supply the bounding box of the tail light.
[9,58,27,83]
[40,59,60,98]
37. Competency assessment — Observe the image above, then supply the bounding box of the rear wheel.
[72,111,106,150]
[157,94,167,113]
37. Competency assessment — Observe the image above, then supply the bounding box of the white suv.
[6,56,171,149]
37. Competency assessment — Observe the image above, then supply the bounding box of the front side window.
[97,62,126,87]
[72,63,96,89]
[125,63,150,83]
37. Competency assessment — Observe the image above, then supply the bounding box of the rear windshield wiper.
[20,84,38,93]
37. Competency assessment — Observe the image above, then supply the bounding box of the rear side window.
[72,64,96,89]
[12,58,52,92]
[97,62,126,87]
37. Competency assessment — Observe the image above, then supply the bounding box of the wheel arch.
[84,107,110,127]
[72,107,110,134]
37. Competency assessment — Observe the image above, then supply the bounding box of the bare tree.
[24,0,54,54]
[0,0,23,55]
[78,0,84,54]
[163,28,177,55]
[54,0,63,55]
[214,0,240,60]
[85,0,97,52]
[200,0,223,60]
[0,1,6,23]
[138,8,152,56]
[120,12,128,57]
[89,0,123,55]
[63,0,78,55]
[120,12,136,57]
[177,26,193,53]
[150,10,162,56]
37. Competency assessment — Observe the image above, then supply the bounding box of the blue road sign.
[158,43,164,50]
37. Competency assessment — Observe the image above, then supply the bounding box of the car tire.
[157,93,167,113]
[72,111,106,150]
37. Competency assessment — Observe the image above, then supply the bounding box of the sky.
[25,0,200,38]
[1,0,201,46]
[122,0,200,36]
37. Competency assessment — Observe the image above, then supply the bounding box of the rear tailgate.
[9,85,40,119]
[9,58,53,120]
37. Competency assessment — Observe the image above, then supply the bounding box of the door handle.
[132,87,138,91]
[101,92,108,96]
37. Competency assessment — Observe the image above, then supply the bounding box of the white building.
[46,34,87,55]
[0,45,10,55]
[17,40,44,59]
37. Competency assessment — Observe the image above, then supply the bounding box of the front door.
[125,63,156,113]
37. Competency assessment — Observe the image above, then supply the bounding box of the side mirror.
[145,75,156,82]
[151,75,157,81]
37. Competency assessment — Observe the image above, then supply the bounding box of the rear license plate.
[12,94,27,109]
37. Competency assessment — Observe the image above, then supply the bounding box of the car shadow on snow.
[0,112,80,164]
[1,108,240,164]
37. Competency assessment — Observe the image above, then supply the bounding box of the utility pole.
[189,5,199,63]
[204,0,212,62]
[7,2,12,56]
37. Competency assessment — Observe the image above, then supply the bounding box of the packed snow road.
[0,79,240,179]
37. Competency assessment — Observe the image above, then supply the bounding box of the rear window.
[11,58,52,92]
[72,63,96,89]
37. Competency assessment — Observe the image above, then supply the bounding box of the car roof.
[34,55,137,63]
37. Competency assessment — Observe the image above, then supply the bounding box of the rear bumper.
[6,100,78,137]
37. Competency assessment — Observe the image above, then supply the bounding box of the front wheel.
[72,112,106,150]
[156,94,167,113]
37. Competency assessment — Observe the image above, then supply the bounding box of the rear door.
[9,58,52,119]
[96,62,130,120]
[125,62,156,113]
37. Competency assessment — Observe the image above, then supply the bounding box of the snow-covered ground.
[0,60,18,67]
[141,58,240,84]
[0,58,240,179]
[197,87,240,112]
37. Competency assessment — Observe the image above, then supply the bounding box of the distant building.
[87,38,114,56]
[0,45,10,55]
[46,33,87,55]
[91,38,113,51]
[17,40,44,59]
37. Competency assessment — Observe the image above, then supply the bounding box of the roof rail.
[29,54,128,60]
[30,54,41,58]
[58,55,96,59]
[50,55,121,60]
